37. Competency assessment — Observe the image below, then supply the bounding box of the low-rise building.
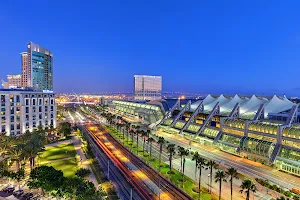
[0,89,57,136]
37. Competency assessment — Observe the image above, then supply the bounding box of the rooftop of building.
[0,88,54,94]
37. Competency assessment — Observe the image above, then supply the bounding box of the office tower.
[0,89,57,136]
[22,42,53,90]
[134,75,162,100]
[21,52,29,87]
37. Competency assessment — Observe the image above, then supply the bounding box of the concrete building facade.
[0,89,56,136]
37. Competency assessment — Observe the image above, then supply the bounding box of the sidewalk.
[72,135,98,187]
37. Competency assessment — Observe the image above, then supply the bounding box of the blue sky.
[0,0,300,96]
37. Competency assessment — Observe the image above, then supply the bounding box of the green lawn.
[103,125,218,200]
[38,143,78,177]
[39,143,76,163]
[46,158,78,177]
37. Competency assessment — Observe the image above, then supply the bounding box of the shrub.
[284,191,293,198]
[76,168,91,178]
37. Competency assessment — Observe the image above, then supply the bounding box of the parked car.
[13,189,24,196]
[2,185,15,193]
[22,193,34,200]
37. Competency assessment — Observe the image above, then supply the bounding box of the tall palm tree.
[141,130,148,156]
[197,157,207,200]
[9,144,24,171]
[177,146,185,174]
[167,144,176,173]
[207,160,219,193]
[240,179,257,200]
[178,146,189,187]
[147,137,155,160]
[226,167,239,200]
[192,151,200,180]
[125,122,131,143]
[157,137,166,172]
[130,130,135,151]
[215,170,227,200]
[135,130,141,154]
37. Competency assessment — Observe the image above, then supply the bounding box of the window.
[25,99,29,106]
[33,107,36,113]
[39,114,42,119]
[16,95,20,103]
[26,122,29,129]
[50,113,53,118]
[26,115,29,121]
[50,106,54,112]
[39,99,42,105]
[45,106,48,112]
[25,107,29,113]
[33,122,36,128]
[44,99,48,104]
[10,107,14,115]
[32,99,36,105]
[1,108,5,112]
[16,123,20,130]
[33,115,36,121]
[39,106,42,112]
[50,99,54,104]
[10,116,14,123]
[1,95,5,106]
[10,124,14,131]
[1,125,5,133]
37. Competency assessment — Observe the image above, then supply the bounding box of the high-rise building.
[134,75,162,100]
[0,89,56,136]
[22,42,53,91]
[21,52,29,87]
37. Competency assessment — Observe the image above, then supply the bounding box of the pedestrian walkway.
[72,135,98,187]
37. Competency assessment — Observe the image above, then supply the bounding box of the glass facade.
[134,75,162,100]
[26,42,53,90]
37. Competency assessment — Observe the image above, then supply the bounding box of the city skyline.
[1,1,300,96]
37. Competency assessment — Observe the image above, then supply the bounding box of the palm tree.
[178,146,185,174]
[192,151,200,180]
[125,123,131,143]
[167,144,176,173]
[226,167,239,200]
[157,137,166,172]
[215,170,227,200]
[147,137,155,160]
[135,130,141,154]
[197,157,207,200]
[130,130,135,150]
[0,136,12,157]
[9,144,24,171]
[240,179,257,200]
[207,160,219,193]
[141,130,148,156]
[178,146,189,187]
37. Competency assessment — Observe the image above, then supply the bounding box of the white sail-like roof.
[220,94,249,114]
[264,95,294,117]
[191,94,216,110]
[188,94,295,119]
[204,94,232,112]
[239,95,269,118]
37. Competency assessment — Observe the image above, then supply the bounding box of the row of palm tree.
[0,129,46,173]
[95,110,258,200]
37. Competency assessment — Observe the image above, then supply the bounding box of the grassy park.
[38,143,78,177]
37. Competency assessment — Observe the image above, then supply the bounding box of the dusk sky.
[1,1,300,96]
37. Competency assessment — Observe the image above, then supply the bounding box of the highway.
[86,123,193,200]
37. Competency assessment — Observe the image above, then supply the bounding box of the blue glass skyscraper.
[22,42,53,91]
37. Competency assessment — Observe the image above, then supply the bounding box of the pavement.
[72,135,98,187]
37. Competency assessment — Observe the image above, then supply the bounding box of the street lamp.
[207,174,210,192]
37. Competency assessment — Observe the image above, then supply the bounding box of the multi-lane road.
[80,122,193,200]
